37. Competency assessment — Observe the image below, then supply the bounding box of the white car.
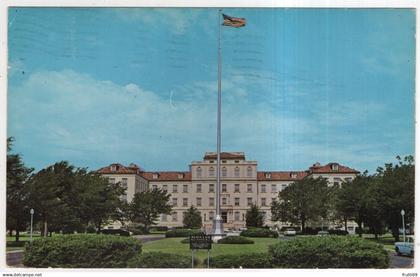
[284,228,296,236]
[395,235,414,257]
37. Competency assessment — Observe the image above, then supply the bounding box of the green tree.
[376,156,414,241]
[246,203,264,228]
[6,137,34,241]
[183,206,202,229]
[271,177,330,231]
[129,188,172,232]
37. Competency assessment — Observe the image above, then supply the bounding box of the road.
[389,252,414,268]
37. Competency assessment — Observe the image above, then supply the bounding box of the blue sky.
[7,8,415,173]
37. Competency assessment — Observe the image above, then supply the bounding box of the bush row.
[165,229,204,238]
[269,236,389,268]
[128,252,195,268]
[23,234,142,268]
[240,228,279,238]
[217,236,254,244]
[210,253,272,268]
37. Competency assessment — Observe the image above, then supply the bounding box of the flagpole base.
[211,217,224,242]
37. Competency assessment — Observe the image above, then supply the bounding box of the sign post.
[30,208,34,242]
[401,209,406,243]
[189,234,212,268]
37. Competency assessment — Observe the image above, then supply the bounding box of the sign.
[189,234,212,250]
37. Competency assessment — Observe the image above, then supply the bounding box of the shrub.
[269,236,389,268]
[180,238,190,244]
[128,252,195,268]
[301,227,321,235]
[23,234,142,268]
[217,236,254,244]
[240,228,278,238]
[150,226,168,232]
[210,253,272,268]
[86,225,97,234]
[165,229,204,238]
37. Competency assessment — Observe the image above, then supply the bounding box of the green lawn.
[6,233,42,252]
[142,237,279,265]
[363,233,396,251]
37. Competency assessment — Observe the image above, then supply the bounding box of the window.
[173,184,178,193]
[209,211,214,220]
[209,197,214,206]
[183,185,188,193]
[183,198,188,207]
[161,214,167,222]
[172,212,178,222]
[272,198,276,204]
[271,184,277,193]
[196,197,202,207]
[121,178,128,202]
[234,184,240,192]
[265,173,271,179]
[209,167,215,177]
[247,197,253,206]
[111,165,117,172]
[209,184,215,192]
[222,197,227,205]
[162,185,167,192]
[109,178,115,184]
[197,167,202,177]
[172,198,178,207]
[234,211,240,221]
[235,160,239,163]
[247,166,252,177]
[222,160,227,163]
[204,213,207,221]
[234,167,240,177]
[178,173,184,179]
[152,173,158,179]
[152,185,157,190]
[261,184,266,193]
[247,184,252,193]
[210,160,214,163]
[222,167,227,177]
[135,180,140,193]
[261,198,267,206]
[262,211,267,220]
[196,184,202,193]
[235,198,240,206]
[344,177,353,182]
[291,173,297,179]
[333,178,341,186]
[282,184,288,190]
[222,184,227,193]
[332,164,339,171]
[242,213,245,221]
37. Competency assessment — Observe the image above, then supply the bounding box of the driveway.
[133,234,165,243]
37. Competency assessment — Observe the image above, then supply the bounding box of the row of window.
[171,197,276,207]
[161,211,268,222]
[152,183,289,193]
[196,166,254,178]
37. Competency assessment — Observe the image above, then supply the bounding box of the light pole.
[401,209,406,243]
[30,208,34,242]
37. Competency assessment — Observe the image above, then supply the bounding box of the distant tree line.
[271,155,414,242]
[6,137,172,241]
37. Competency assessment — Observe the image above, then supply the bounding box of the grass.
[363,233,396,251]
[6,233,43,252]
[142,237,279,266]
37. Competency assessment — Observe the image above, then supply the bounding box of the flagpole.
[213,8,224,239]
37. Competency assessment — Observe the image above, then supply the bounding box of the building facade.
[97,152,359,232]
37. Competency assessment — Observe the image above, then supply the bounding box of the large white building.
[98,152,359,232]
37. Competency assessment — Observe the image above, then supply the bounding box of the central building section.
[191,152,258,232]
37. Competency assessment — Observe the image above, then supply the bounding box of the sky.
[7,8,415,173]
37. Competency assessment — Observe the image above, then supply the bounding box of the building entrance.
[221,211,228,223]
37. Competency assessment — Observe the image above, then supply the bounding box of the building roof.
[97,163,143,175]
[141,171,192,181]
[203,152,246,160]
[257,171,308,181]
[308,162,360,174]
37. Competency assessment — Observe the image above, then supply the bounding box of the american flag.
[222,14,246,28]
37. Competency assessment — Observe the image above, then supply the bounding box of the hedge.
[210,253,273,268]
[217,236,254,244]
[126,223,148,235]
[269,236,389,268]
[240,228,279,238]
[165,229,204,238]
[7,241,28,248]
[128,252,195,268]
[23,234,142,268]
[328,229,349,236]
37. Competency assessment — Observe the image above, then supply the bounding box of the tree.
[245,204,264,228]
[7,137,33,241]
[183,206,202,229]
[129,188,172,232]
[271,177,330,231]
[376,156,414,241]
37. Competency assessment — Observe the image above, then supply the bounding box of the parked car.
[284,228,297,236]
[317,231,329,236]
[395,235,414,257]
[99,229,131,236]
